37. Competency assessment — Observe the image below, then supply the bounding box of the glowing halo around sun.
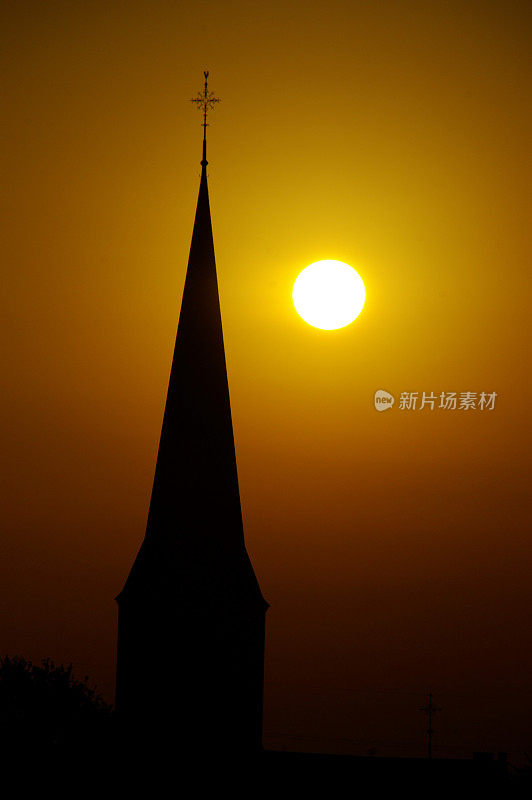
[292,260,366,330]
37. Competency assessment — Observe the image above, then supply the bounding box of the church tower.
[115,73,268,755]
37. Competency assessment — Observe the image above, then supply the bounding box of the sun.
[292,260,366,330]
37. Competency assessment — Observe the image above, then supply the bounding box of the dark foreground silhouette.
[0,654,111,755]
[2,655,531,793]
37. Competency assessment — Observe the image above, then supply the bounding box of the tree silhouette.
[0,655,111,752]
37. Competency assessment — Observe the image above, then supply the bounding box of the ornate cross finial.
[191,70,220,141]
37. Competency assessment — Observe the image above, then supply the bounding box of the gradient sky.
[1,0,531,759]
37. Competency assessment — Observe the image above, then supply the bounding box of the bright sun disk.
[292,260,366,330]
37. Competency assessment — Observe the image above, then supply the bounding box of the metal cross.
[191,71,220,139]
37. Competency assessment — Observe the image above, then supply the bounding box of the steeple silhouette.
[115,75,268,756]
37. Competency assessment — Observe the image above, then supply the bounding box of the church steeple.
[115,74,267,756]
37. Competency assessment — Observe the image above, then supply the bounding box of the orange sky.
[1,0,531,759]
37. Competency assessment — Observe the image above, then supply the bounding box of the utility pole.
[419,692,442,758]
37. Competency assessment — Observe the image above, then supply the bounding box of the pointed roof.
[118,137,267,613]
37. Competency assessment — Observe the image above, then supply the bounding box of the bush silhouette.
[0,655,111,751]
